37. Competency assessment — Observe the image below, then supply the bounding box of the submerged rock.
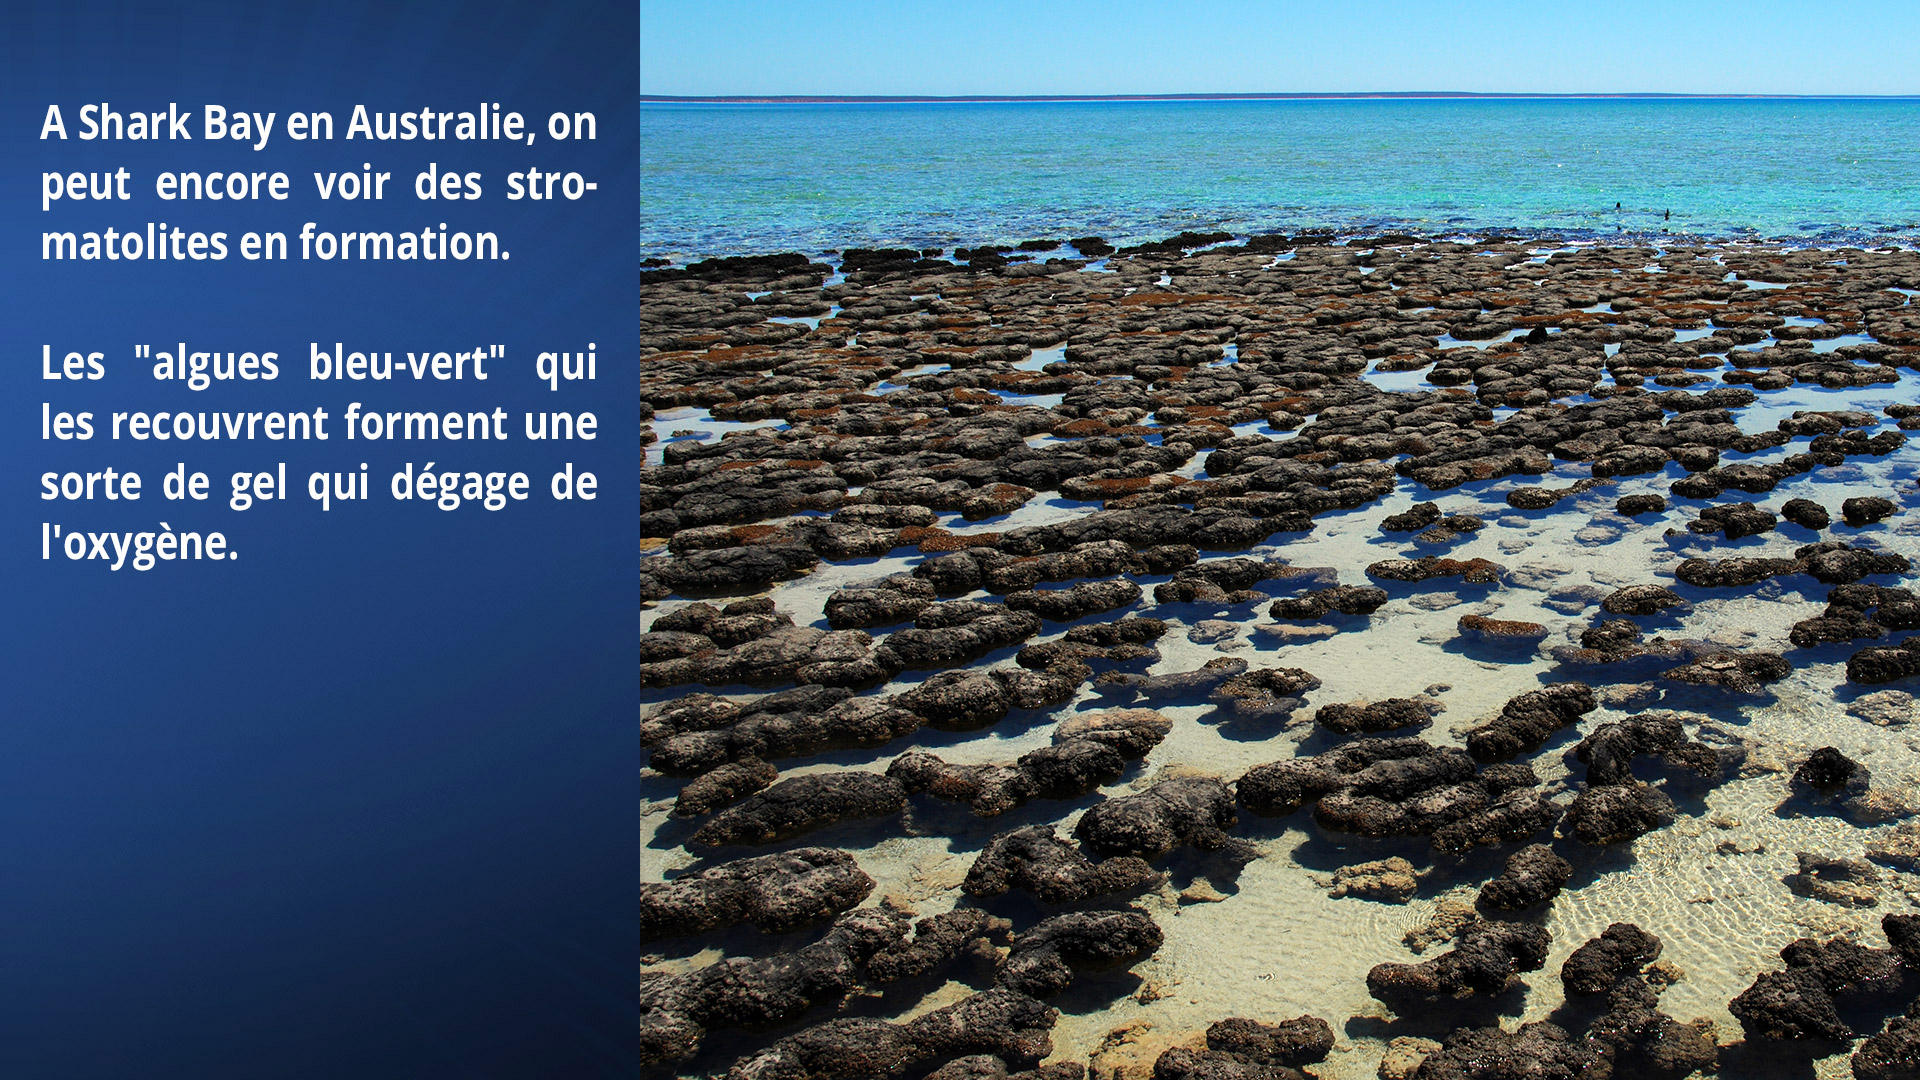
[644,906,1001,1066]
[1327,857,1420,902]
[717,987,1057,1080]
[1785,851,1882,907]
[1074,777,1250,862]
[1238,738,1555,853]
[1366,920,1550,1007]
[690,772,907,847]
[1562,783,1676,846]
[1313,696,1442,736]
[640,848,874,940]
[1599,584,1688,616]
[1561,922,1663,996]
[1152,1015,1334,1079]
[963,825,1160,904]
[1463,683,1597,763]
[1476,844,1573,911]
[1268,584,1388,620]
[1660,649,1790,695]
[998,909,1163,997]
[1729,929,1908,1043]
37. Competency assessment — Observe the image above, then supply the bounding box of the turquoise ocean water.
[641,98,1920,258]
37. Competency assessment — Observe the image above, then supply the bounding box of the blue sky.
[641,1,1920,97]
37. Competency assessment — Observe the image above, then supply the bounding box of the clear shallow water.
[642,98,1920,259]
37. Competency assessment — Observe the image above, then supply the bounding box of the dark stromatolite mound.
[640,848,874,941]
[1237,738,1554,853]
[1425,518,1493,545]
[674,757,780,817]
[1017,615,1166,671]
[1785,745,1913,823]
[690,772,907,847]
[1790,584,1920,648]
[1579,618,1648,657]
[1206,666,1323,720]
[1314,696,1442,735]
[894,670,1016,730]
[647,543,822,596]
[1572,712,1738,787]
[1151,1015,1334,1079]
[1564,924,1719,1080]
[890,666,1085,732]
[1562,922,1664,995]
[718,988,1057,1080]
[873,605,1046,672]
[1673,554,1805,587]
[647,690,923,775]
[651,596,791,645]
[1366,555,1504,585]
[888,710,1163,816]
[642,690,744,746]
[1201,1017,1335,1069]
[1851,639,1920,684]
[868,908,1007,983]
[1477,844,1573,911]
[642,906,1003,1066]
[1366,920,1550,1007]
[1463,682,1597,763]
[1403,1022,1604,1080]
[963,825,1160,904]
[1073,777,1250,862]
[1458,614,1550,643]
[1855,1000,1920,1080]
[1782,497,1831,530]
[1600,584,1689,616]
[1660,649,1791,694]
[1794,745,1869,799]
[1153,557,1329,606]
[986,540,1191,594]
[1006,745,1136,803]
[641,624,845,688]
[1687,500,1778,539]
[1508,481,1602,511]
[889,752,1060,817]
[1004,578,1142,622]
[997,908,1163,997]
[1616,494,1668,517]
[1268,584,1388,620]
[1049,708,1174,757]
[1801,541,1913,584]
[1846,496,1901,527]
[923,1058,1085,1080]
[824,577,937,629]
[1381,501,1442,532]
[1562,782,1676,845]
[1096,655,1248,702]
[1730,931,1909,1043]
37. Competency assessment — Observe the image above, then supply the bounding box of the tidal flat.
[643,234,1920,1079]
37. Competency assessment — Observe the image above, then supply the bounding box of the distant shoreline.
[642,91,1920,104]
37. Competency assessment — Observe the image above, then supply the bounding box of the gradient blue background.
[2,3,636,1076]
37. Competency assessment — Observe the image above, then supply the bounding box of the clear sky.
[641,0,1920,97]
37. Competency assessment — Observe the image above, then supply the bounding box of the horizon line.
[643,91,1920,103]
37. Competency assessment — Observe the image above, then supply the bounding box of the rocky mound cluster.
[644,233,1920,1077]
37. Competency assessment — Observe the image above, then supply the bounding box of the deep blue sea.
[641,98,1920,258]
